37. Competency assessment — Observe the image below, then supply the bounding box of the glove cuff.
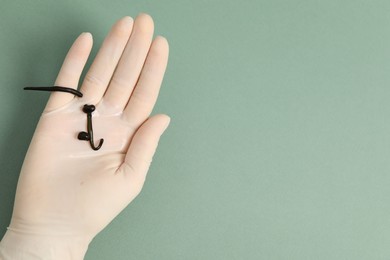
[0,228,91,260]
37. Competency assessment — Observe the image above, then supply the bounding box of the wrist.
[0,228,92,260]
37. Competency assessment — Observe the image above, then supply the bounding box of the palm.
[10,14,170,239]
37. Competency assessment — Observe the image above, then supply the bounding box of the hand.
[0,13,170,259]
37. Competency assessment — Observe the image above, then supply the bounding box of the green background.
[1,0,390,259]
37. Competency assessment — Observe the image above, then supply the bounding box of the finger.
[79,16,134,105]
[122,36,169,127]
[44,32,92,112]
[117,114,171,194]
[102,13,154,113]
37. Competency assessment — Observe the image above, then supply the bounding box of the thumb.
[118,114,171,193]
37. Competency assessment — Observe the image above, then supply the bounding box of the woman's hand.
[0,13,170,259]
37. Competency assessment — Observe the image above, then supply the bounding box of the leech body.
[24,86,83,97]
[78,104,104,151]
[24,85,104,151]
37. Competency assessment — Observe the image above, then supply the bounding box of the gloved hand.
[0,13,170,259]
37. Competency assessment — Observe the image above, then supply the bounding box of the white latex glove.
[0,13,170,259]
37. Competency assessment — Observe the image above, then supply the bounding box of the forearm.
[0,229,91,260]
